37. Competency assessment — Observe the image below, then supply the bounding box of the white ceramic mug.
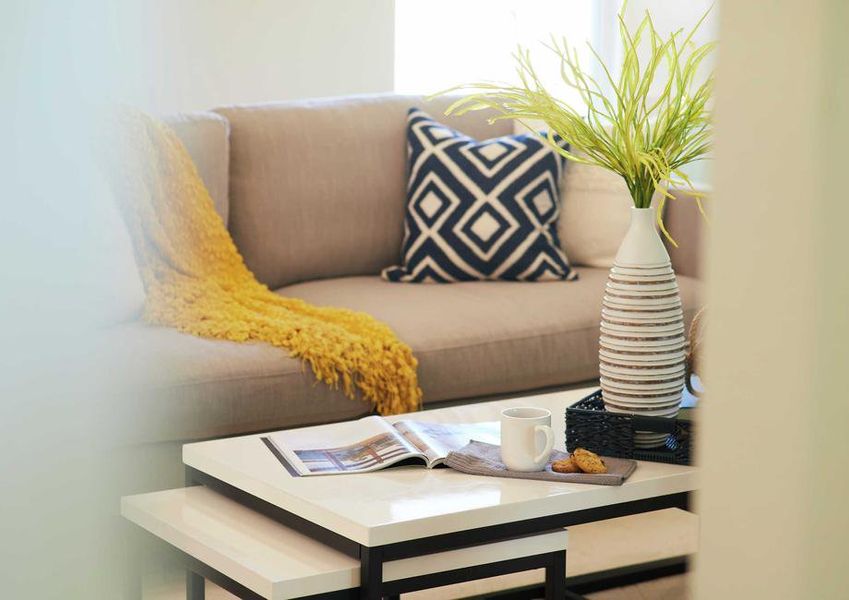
[500,407,555,472]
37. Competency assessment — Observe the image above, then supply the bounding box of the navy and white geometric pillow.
[382,109,578,283]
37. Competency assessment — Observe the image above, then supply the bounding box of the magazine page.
[265,416,425,476]
[392,420,501,467]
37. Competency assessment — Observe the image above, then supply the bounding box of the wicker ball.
[686,307,706,394]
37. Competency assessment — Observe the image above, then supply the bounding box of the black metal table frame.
[182,543,566,600]
[184,467,691,600]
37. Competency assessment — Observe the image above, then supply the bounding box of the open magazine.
[263,416,500,476]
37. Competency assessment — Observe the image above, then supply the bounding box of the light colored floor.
[146,575,690,599]
[586,574,689,600]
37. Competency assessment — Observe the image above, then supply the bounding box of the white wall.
[120,0,395,114]
[394,0,595,105]
[695,1,849,598]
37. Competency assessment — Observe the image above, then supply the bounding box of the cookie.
[572,448,608,474]
[551,457,580,473]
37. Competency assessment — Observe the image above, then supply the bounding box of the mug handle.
[534,425,555,464]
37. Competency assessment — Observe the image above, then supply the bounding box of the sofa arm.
[663,187,709,279]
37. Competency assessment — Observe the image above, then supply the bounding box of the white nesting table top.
[122,486,568,600]
[183,387,697,547]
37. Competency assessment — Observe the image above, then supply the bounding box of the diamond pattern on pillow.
[382,109,578,283]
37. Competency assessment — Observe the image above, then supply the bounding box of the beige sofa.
[112,94,703,445]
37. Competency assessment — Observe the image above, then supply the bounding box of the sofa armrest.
[663,187,709,279]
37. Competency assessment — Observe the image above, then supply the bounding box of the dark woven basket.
[565,389,694,465]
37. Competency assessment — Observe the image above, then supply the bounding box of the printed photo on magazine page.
[263,415,500,476]
[264,416,425,476]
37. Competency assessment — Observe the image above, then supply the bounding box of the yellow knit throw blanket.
[113,111,421,415]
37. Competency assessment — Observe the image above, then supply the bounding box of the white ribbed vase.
[600,207,686,448]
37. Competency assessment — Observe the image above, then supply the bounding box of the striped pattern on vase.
[600,260,686,449]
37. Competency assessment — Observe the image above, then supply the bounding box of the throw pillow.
[382,109,577,283]
[514,120,631,268]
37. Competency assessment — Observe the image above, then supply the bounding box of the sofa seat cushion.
[281,269,703,404]
[105,323,371,443]
[111,269,700,442]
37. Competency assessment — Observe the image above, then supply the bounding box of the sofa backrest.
[215,94,512,289]
[164,111,231,225]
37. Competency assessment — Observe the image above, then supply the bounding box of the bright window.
[394,0,604,110]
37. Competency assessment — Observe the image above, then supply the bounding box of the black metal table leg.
[545,549,566,600]
[187,570,205,600]
[359,546,384,600]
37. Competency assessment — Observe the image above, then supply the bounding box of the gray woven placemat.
[445,441,637,486]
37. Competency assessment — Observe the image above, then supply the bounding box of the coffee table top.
[183,387,696,546]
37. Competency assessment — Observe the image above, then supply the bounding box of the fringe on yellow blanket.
[111,110,421,415]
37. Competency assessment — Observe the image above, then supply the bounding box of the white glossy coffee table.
[179,387,696,599]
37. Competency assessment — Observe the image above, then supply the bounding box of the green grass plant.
[440,5,715,244]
